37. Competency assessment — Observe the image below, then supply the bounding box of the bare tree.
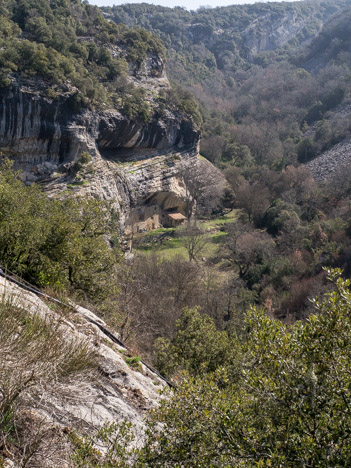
[182,226,209,262]
[180,157,225,223]
[224,222,275,279]
[236,181,270,224]
[105,254,205,358]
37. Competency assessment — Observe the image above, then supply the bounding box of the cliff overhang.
[0,78,200,232]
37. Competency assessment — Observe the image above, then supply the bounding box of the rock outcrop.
[307,137,351,181]
[0,272,165,465]
[0,79,198,167]
[242,10,317,59]
[0,66,200,232]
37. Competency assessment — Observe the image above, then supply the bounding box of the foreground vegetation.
[0,159,120,303]
[2,0,351,465]
[71,269,351,467]
[0,298,97,466]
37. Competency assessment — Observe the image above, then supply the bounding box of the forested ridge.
[2,0,351,466]
[0,0,170,120]
[105,0,351,167]
[99,1,351,323]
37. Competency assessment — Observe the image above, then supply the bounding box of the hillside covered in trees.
[2,0,351,466]
[105,0,351,167]
[98,0,351,324]
[0,0,166,110]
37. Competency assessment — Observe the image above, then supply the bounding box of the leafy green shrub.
[122,28,166,64]
[79,151,92,165]
[0,160,119,301]
[64,270,351,466]
[140,269,351,466]
[45,88,57,99]
[69,421,137,468]
[125,356,142,370]
[154,307,232,378]
[122,88,150,121]
[159,85,202,127]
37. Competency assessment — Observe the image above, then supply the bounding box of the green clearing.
[198,210,238,230]
[134,210,238,259]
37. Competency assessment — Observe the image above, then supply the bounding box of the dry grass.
[0,295,98,467]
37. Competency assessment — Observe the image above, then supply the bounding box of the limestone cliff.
[0,79,198,166]
[242,10,317,59]
[0,272,165,466]
[0,65,200,232]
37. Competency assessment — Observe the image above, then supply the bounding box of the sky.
[89,0,300,12]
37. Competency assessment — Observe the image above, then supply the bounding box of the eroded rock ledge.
[0,80,200,232]
[0,82,199,165]
[0,273,165,466]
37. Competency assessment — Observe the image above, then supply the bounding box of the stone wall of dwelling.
[126,204,162,234]
[125,191,187,235]
[145,213,160,231]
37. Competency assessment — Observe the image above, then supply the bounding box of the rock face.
[0,73,200,231]
[307,137,351,181]
[0,273,165,465]
[242,10,315,58]
[182,10,320,66]
[44,147,197,231]
[0,82,198,166]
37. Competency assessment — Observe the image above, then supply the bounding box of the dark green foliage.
[0,160,119,301]
[122,28,165,63]
[159,85,202,126]
[263,199,301,235]
[105,0,349,79]
[0,0,164,112]
[297,137,318,162]
[304,7,351,65]
[71,271,351,466]
[122,87,150,122]
[137,270,351,466]
[304,87,346,124]
[154,308,232,377]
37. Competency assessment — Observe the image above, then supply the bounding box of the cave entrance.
[100,147,159,163]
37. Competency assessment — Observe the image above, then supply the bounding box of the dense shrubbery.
[0,0,166,117]
[0,160,119,301]
[144,271,351,466]
[72,270,351,466]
